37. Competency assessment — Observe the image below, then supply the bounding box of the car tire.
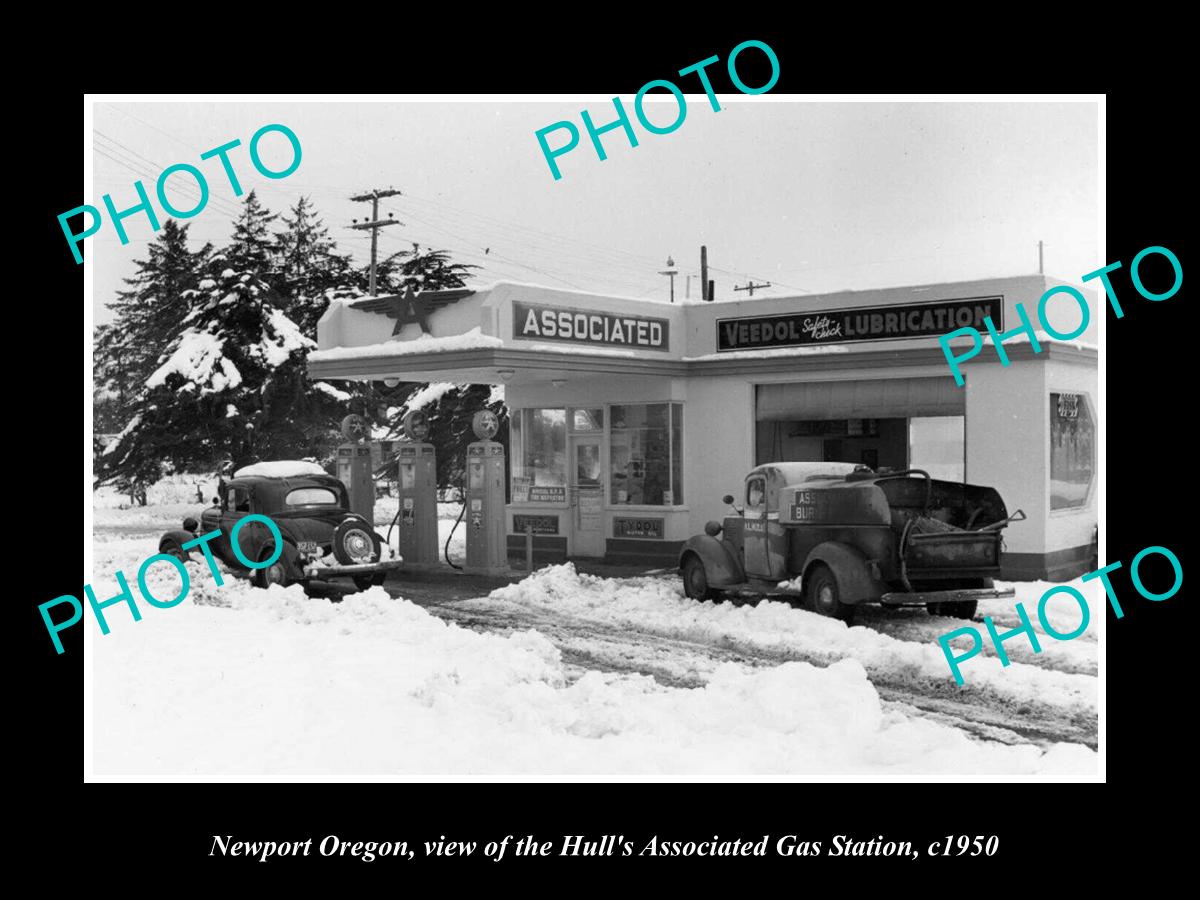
[681,555,719,601]
[252,545,294,589]
[333,517,382,566]
[807,563,856,624]
[161,540,189,562]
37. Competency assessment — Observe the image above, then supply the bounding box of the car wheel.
[807,563,855,624]
[161,540,189,562]
[252,546,292,589]
[681,555,718,601]
[333,517,382,566]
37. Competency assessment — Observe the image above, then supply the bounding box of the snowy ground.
[90,486,1098,777]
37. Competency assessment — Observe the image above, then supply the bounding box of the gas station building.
[308,276,1098,581]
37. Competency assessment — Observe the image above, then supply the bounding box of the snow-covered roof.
[308,327,504,362]
[233,460,328,479]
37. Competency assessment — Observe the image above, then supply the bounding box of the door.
[742,475,771,577]
[570,435,605,557]
[216,482,253,564]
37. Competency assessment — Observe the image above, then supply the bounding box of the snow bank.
[488,565,1097,719]
[92,560,1095,776]
[233,460,327,478]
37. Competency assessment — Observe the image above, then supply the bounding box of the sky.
[90,99,1098,325]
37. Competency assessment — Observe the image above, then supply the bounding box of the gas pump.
[392,410,439,568]
[336,414,374,521]
[463,410,507,576]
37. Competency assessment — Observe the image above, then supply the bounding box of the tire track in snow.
[419,599,1096,749]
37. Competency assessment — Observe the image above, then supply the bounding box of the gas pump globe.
[464,410,507,575]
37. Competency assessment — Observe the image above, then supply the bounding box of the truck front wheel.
[807,563,856,624]
[681,555,719,601]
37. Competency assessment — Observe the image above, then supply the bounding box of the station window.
[1050,392,1095,510]
[610,403,683,506]
[510,408,567,503]
[569,407,604,432]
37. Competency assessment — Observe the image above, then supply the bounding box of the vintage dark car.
[158,462,403,590]
[679,462,1024,622]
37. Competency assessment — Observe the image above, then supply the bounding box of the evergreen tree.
[94,219,210,414]
[369,244,477,295]
[275,196,358,334]
[97,192,341,486]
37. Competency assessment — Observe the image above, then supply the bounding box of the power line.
[93,132,245,219]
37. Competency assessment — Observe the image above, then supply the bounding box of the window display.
[1050,393,1094,510]
[510,408,567,503]
[610,403,683,506]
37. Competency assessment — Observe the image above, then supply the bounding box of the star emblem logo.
[383,285,428,336]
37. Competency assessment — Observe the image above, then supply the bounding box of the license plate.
[297,541,320,554]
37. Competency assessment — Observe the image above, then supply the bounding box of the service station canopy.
[306,278,1095,386]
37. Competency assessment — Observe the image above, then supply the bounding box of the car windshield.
[285,487,340,507]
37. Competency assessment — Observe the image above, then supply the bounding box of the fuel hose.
[444,481,466,570]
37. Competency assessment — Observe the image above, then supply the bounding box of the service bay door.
[570,435,605,557]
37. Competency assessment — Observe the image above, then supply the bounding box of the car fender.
[802,541,887,604]
[159,530,197,554]
[679,535,746,587]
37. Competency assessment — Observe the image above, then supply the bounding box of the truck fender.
[159,530,197,556]
[679,535,746,587]
[802,541,888,605]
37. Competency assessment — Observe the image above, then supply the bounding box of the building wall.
[965,354,1097,580]
[681,376,757,535]
[1042,354,1100,577]
[965,360,1048,560]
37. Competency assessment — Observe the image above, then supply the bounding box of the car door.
[742,475,771,577]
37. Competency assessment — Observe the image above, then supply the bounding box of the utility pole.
[685,274,691,300]
[700,245,709,302]
[734,281,771,297]
[1038,239,1044,275]
[349,188,404,296]
[659,256,678,303]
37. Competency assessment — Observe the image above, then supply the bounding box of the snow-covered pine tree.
[94,219,210,419]
[96,192,341,487]
[371,244,477,296]
[275,196,359,334]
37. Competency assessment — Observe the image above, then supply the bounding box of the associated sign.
[716,297,1004,351]
[514,301,670,351]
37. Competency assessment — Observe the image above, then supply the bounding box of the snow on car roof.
[233,460,328,479]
